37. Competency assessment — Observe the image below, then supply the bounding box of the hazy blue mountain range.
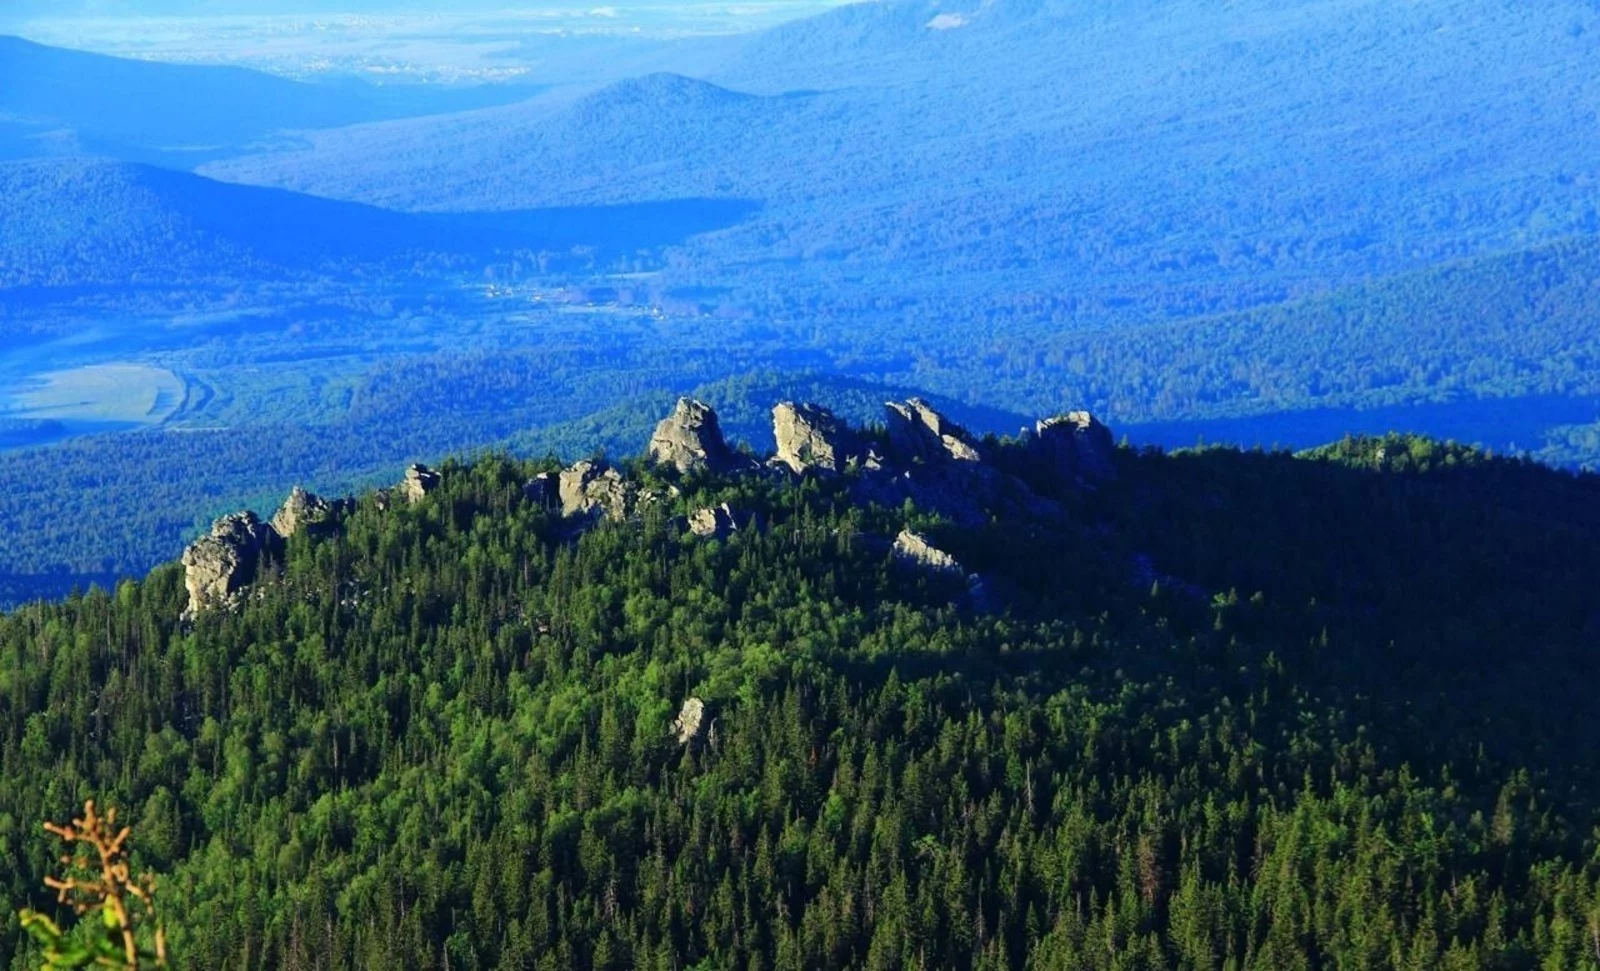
[0,158,469,285]
[0,35,548,166]
[0,35,381,165]
[205,0,1600,300]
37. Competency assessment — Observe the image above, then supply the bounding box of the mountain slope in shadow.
[0,158,760,287]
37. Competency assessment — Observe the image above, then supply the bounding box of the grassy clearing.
[9,363,185,425]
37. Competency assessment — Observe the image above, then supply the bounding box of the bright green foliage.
[17,799,167,970]
[19,907,162,970]
[3,439,1600,969]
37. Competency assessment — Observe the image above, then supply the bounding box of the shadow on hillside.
[1123,393,1600,458]
[815,440,1600,807]
[434,198,765,254]
[1103,441,1600,795]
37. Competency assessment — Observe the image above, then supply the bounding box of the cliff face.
[649,398,746,474]
[181,485,346,618]
[180,511,280,620]
[885,397,985,465]
[771,401,868,475]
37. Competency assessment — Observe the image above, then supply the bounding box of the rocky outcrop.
[175,397,1116,619]
[559,460,633,521]
[270,486,336,538]
[892,529,993,610]
[399,464,442,503]
[892,529,965,574]
[181,512,281,619]
[885,398,984,464]
[687,503,741,539]
[1031,411,1117,483]
[648,398,742,474]
[672,697,710,746]
[771,401,866,475]
[863,398,1046,526]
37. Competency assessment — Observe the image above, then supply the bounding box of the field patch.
[5,363,185,428]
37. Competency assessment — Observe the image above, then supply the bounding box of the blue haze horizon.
[1,1,848,82]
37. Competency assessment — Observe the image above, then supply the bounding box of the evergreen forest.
[3,432,1600,969]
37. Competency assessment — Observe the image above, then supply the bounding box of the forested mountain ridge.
[0,159,764,288]
[4,397,1600,969]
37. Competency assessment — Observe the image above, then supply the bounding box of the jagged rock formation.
[649,398,741,474]
[171,398,1116,618]
[270,486,335,538]
[688,503,741,539]
[771,401,866,474]
[892,529,965,574]
[866,398,1052,526]
[885,398,984,464]
[181,512,281,619]
[400,464,442,503]
[672,697,710,745]
[559,460,633,521]
[1032,411,1117,483]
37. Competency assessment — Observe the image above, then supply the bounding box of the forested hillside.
[4,415,1600,968]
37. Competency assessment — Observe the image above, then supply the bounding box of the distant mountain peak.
[579,73,755,111]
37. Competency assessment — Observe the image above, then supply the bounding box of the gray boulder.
[672,697,711,746]
[648,398,740,474]
[399,464,442,503]
[270,486,335,538]
[559,460,633,521]
[181,512,281,619]
[892,529,964,574]
[771,401,865,475]
[687,503,741,539]
[1032,412,1117,483]
[885,398,984,464]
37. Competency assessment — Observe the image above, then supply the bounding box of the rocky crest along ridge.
[559,460,634,522]
[181,474,395,618]
[1031,411,1118,484]
[771,401,870,475]
[181,511,281,620]
[649,398,748,474]
[400,464,443,503]
[179,397,1117,619]
[886,398,984,464]
[270,485,343,538]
